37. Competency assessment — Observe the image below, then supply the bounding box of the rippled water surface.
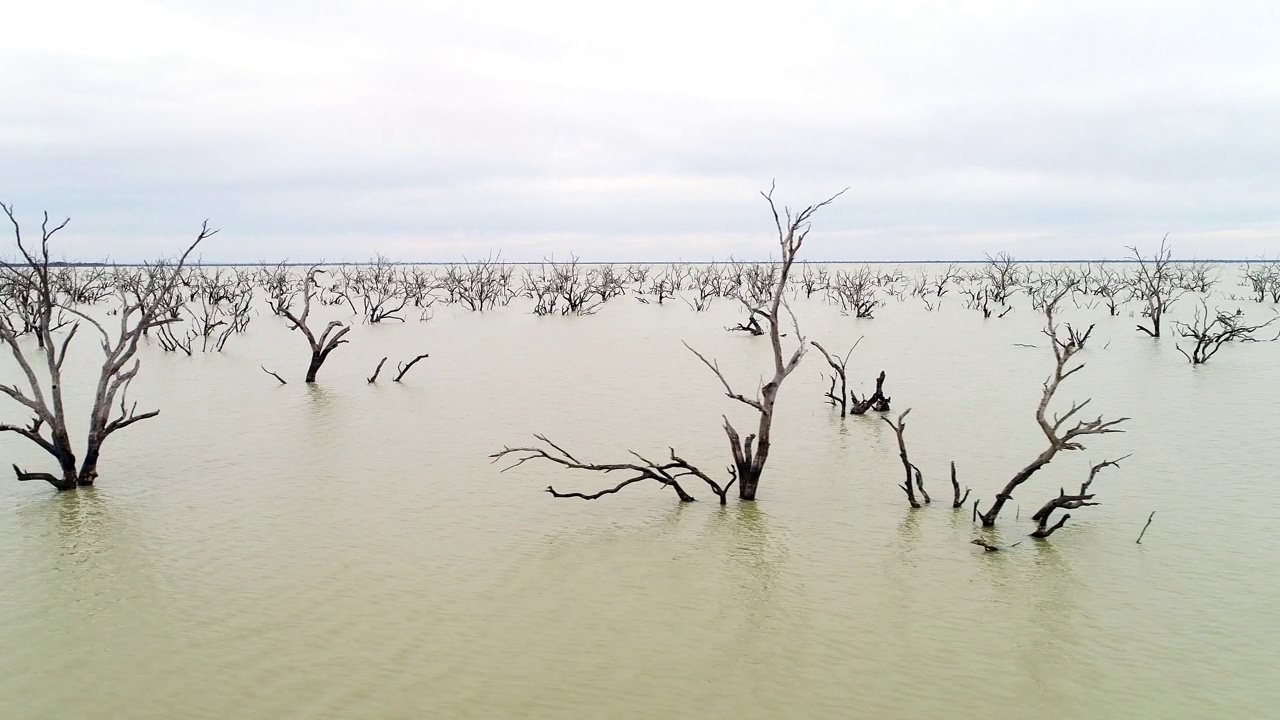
[2,266,1278,718]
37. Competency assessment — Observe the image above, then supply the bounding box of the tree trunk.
[737,465,762,501]
[79,439,102,486]
[305,353,323,383]
[980,449,1054,526]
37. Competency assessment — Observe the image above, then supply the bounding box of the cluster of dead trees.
[2,194,1276,531]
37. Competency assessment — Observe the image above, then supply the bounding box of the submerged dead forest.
[2,199,1279,548]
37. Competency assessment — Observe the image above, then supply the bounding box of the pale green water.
[2,271,1278,718]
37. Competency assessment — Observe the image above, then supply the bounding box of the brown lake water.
[2,266,1278,718]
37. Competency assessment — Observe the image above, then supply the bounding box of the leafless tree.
[1029,456,1130,538]
[977,290,1129,526]
[882,409,924,508]
[828,266,881,318]
[440,254,514,311]
[52,265,111,305]
[1174,300,1278,364]
[799,263,830,298]
[1175,260,1220,294]
[950,462,970,508]
[270,267,352,383]
[810,338,860,414]
[685,186,844,500]
[351,255,409,323]
[588,264,629,304]
[981,252,1023,306]
[1128,237,1183,338]
[492,185,844,503]
[523,255,602,316]
[684,264,724,311]
[0,203,214,490]
[850,370,891,415]
[1090,262,1128,316]
[1241,260,1280,303]
[641,263,686,305]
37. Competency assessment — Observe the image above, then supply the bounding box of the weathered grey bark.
[0,203,213,489]
[979,290,1129,526]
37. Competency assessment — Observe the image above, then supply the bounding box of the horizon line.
[32,258,1279,268]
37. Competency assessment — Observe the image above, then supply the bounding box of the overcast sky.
[2,0,1278,262]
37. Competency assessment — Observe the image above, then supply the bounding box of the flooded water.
[2,266,1278,718]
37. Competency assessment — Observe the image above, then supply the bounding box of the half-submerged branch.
[490,434,737,504]
[1029,455,1131,538]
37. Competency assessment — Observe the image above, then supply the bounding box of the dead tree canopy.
[1128,237,1182,338]
[270,267,351,383]
[1174,299,1278,364]
[0,203,214,489]
[979,289,1128,527]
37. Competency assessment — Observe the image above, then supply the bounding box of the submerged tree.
[977,290,1129,526]
[270,267,352,383]
[1174,300,1278,364]
[493,185,844,503]
[1129,237,1183,338]
[0,203,214,490]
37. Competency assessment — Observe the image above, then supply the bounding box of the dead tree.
[882,409,921,508]
[1029,455,1130,538]
[685,185,844,500]
[850,370,891,414]
[367,357,388,383]
[440,254,514,311]
[981,252,1023,306]
[492,185,844,504]
[950,462,970,508]
[1129,237,1183,338]
[1089,263,1127,316]
[270,267,351,383]
[1241,260,1279,303]
[393,353,429,382]
[810,338,860,414]
[828,266,881,317]
[977,291,1128,526]
[1174,300,1278,364]
[0,203,213,489]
